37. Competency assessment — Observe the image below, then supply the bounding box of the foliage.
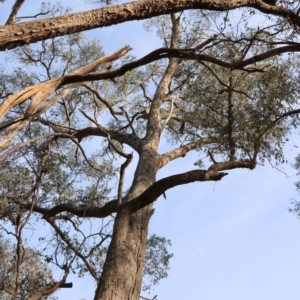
[0,235,55,300]
[143,235,173,292]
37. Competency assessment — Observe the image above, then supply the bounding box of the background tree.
[1,1,300,300]
[0,236,57,300]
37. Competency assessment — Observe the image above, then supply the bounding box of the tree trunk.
[94,207,152,300]
[94,145,158,300]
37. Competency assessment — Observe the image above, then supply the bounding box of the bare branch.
[105,133,134,207]
[44,217,99,279]
[81,83,123,119]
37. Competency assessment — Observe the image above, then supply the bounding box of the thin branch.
[161,98,175,129]
[81,83,123,119]
[105,133,134,207]
[5,0,25,25]
[15,11,50,22]
[158,137,226,169]
[44,217,99,279]
[117,153,133,207]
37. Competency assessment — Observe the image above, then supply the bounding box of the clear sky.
[1,1,300,300]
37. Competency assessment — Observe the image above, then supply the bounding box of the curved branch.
[125,169,228,214]
[2,44,299,127]
[125,159,256,213]
[45,216,99,279]
[61,44,300,84]
[81,83,123,119]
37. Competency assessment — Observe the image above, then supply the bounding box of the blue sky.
[1,1,300,300]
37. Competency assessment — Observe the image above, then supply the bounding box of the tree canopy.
[1,1,300,299]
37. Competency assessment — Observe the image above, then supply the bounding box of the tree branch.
[27,270,69,300]
[23,200,118,218]
[125,169,228,214]
[2,44,299,129]
[144,13,181,144]
[125,159,256,213]
[5,0,25,25]
[158,137,226,169]
[44,216,99,279]
[0,0,298,51]
[0,45,131,121]
[73,127,141,153]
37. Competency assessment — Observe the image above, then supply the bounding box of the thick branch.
[0,0,298,51]
[125,169,227,213]
[73,127,141,152]
[23,200,118,218]
[125,159,256,213]
[2,44,299,127]
[60,45,300,84]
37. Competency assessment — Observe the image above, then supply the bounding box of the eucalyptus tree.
[1,1,300,300]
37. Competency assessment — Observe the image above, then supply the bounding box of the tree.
[1,1,300,300]
[0,236,57,300]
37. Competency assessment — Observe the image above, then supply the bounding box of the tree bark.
[0,0,296,51]
[94,207,153,300]
[94,144,158,300]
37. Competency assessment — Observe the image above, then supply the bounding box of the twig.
[15,11,50,22]
[208,149,218,164]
